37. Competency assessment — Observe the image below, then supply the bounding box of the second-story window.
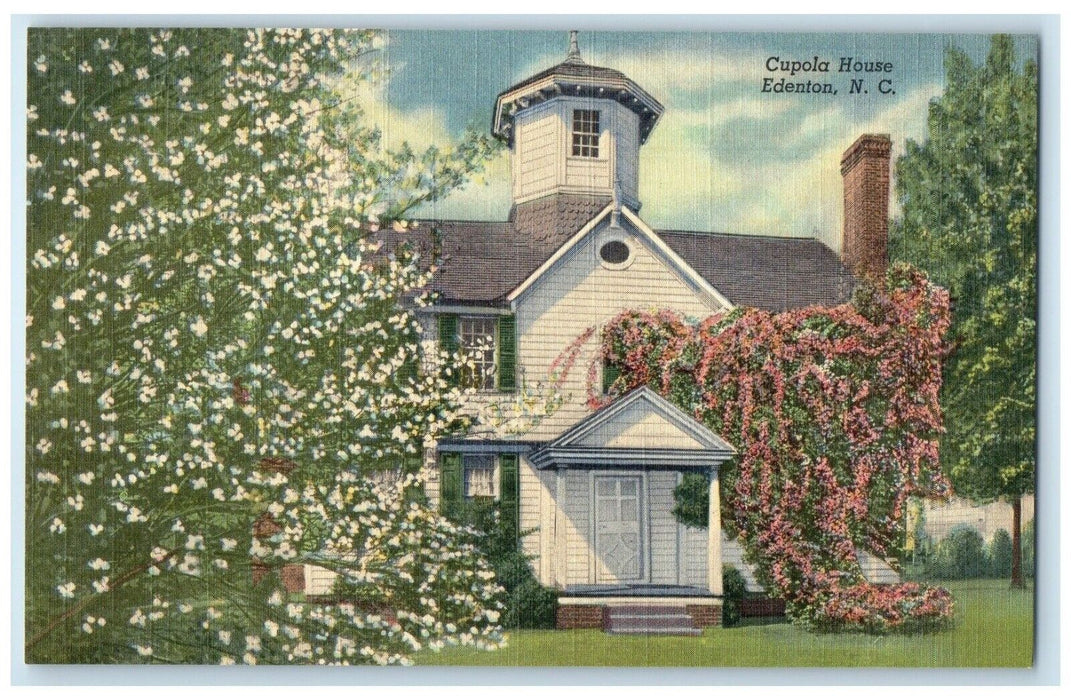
[572,109,600,158]
[459,316,498,391]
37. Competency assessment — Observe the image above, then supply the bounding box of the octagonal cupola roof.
[492,31,664,147]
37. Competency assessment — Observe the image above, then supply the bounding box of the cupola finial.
[566,30,583,63]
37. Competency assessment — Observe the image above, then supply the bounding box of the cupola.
[492,31,664,213]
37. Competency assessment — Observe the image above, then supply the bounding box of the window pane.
[571,109,600,158]
[464,454,496,498]
[597,497,617,522]
[458,317,497,391]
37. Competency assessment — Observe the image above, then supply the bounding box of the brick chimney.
[840,134,891,281]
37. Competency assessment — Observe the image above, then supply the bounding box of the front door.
[594,475,644,582]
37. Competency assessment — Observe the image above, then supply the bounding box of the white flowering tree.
[26,27,505,664]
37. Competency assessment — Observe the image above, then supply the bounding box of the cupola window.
[571,109,600,158]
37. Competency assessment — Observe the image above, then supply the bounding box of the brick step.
[606,625,703,636]
[608,614,696,628]
[609,613,695,623]
[607,605,688,616]
[605,605,702,635]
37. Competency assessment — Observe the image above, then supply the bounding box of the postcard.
[22,25,1038,668]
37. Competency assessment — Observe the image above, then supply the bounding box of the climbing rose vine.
[596,264,955,632]
[26,27,505,664]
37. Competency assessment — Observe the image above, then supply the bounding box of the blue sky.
[350,30,1037,250]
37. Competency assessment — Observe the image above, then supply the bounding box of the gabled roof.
[506,205,730,310]
[374,208,857,311]
[528,386,734,469]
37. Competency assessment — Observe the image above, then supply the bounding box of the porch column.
[707,467,722,595]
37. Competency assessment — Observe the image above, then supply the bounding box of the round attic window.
[599,240,631,266]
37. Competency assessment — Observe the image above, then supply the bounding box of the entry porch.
[527,388,735,631]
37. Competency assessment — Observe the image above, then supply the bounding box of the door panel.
[594,475,644,582]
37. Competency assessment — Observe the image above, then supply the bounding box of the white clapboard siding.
[856,549,901,585]
[536,460,557,586]
[576,402,706,450]
[719,534,901,592]
[679,524,709,588]
[720,533,764,592]
[516,226,720,441]
[564,157,612,190]
[561,469,592,585]
[922,494,1034,544]
[512,98,642,206]
[424,469,441,509]
[648,470,680,585]
[514,103,562,201]
[518,457,543,563]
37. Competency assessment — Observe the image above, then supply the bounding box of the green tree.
[987,529,1014,578]
[25,27,504,664]
[890,35,1037,588]
[927,526,986,580]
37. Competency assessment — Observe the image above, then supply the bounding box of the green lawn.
[416,580,1033,667]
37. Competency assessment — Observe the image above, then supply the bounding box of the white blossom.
[190,317,208,337]
[26,27,507,666]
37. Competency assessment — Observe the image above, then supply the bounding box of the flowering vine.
[596,265,955,632]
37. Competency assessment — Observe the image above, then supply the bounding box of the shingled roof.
[491,36,664,146]
[658,230,857,312]
[375,211,857,312]
[510,59,632,95]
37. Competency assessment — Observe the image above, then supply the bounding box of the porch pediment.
[529,386,734,469]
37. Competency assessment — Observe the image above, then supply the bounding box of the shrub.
[446,499,558,629]
[927,526,986,579]
[986,529,1013,578]
[808,582,954,634]
[502,577,559,630]
[722,565,748,627]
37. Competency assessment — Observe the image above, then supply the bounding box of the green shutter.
[498,453,520,545]
[440,451,462,515]
[602,361,621,394]
[438,314,459,387]
[497,314,517,392]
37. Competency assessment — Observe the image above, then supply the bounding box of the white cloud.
[362,40,943,239]
[638,74,941,245]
